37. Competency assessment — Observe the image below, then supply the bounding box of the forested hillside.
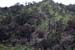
[0,0,75,50]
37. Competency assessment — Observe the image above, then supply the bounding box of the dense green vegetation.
[0,0,75,50]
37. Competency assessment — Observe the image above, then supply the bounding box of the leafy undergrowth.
[0,44,31,50]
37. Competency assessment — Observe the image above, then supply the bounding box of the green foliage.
[0,44,32,50]
[0,0,75,50]
[38,17,49,31]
